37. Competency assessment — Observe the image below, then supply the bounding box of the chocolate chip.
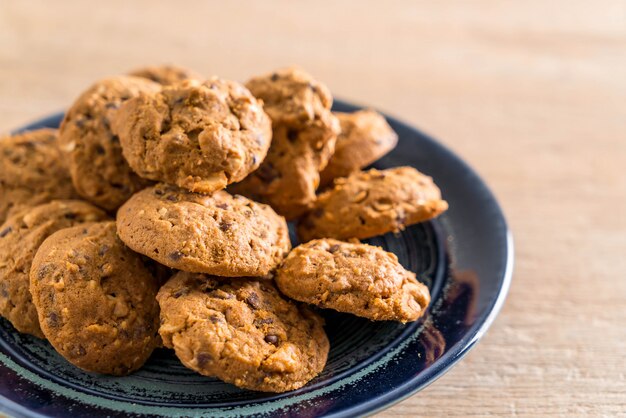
[219,221,232,232]
[312,208,324,218]
[254,317,274,326]
[37,264,51,280]
[245,292,261,310]
[196,353,212,367]
[166,195,178,202]
[287,129,298,142]
[154,189,164,195]
[95,145,105,155]
[256,164,279,183]
[64,212,78,220]
[105,102,120,110]
[209,315,220,323]
[169,251,184,261]
[270,73,279,81]
[173,288,189,298]
[251,155,258,166]
[21,141,36,149]
[264,334,279,345]
[0,226,12,238]
[329,244,340,253]
[216,203,229,210]
[47,312,60,328]
[111,135,120,143]
[187,128,203,141]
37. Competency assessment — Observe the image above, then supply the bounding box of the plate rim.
[1,104,514,418]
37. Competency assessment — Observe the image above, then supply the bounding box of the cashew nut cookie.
[59,76,160,211]
[230,67,340,220]
[113,78,272,193]
[29,221,160,375]
[275,239,431,322]
[0,200,108,338]
[157,271,329,392]
[116,184,291,277]
[320,110,398,186]
[0,129,78,224]
[128,64,202,86]
[298,166,449,242]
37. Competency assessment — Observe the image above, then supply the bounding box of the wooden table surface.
[1,1,625,416]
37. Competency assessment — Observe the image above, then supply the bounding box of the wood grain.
[1,1,625,416]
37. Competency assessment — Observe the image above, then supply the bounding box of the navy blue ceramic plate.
[0,101,513,418]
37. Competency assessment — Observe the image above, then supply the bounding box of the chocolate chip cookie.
[30,221,160,375]
[320,110,398,185]
[275,239,431,322]
[59,76,161,211]
[230,67,340,219]
[128,64,202,85]
[113,78,272,193]
[0,129,78,224]
[298,167,448,242]
[116,184,291,277]
[0,200,108,338]
[157,271,329,392]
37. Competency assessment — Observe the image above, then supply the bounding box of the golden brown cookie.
[230,67,339,219]
[0,200,108,338]
[30,221,160,375]
[113,78,272,193]
[128,64,202,85]
[320,110,398,186]
[116,184,291,277]
[275,239,431,322]
[0,129,77,224]
[59,76,161,211]
[157,271,329,392]
[298,167,448,242]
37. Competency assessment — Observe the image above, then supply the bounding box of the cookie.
[116,184,291,277]
[0,129,78,224]
[230,67,339,219]
[298,167,448,242]
[157,271,329,392]
[30,221,160,375]
[113,78,272,193]
[128,64,202,86]
[320,110,398,186]
[59,75,161,211]
[275,239,431,322]
[0,200,108,338]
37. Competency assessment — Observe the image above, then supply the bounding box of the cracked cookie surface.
[320,110,398,186]
[275,239,431,322]
[128,64,202,86]
[230,67,339,219]
[0,129,78,224]
[59,76,160,210]
[116,184,291,277]
[114,78,272,193]
[298,166,448,242]
[157,271,329,392]
[0,200,108,338]
[30,221,160,375]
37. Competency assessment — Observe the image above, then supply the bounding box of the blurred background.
[1,1,625,416]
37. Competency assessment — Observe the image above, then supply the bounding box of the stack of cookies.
[0,65,448,392]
